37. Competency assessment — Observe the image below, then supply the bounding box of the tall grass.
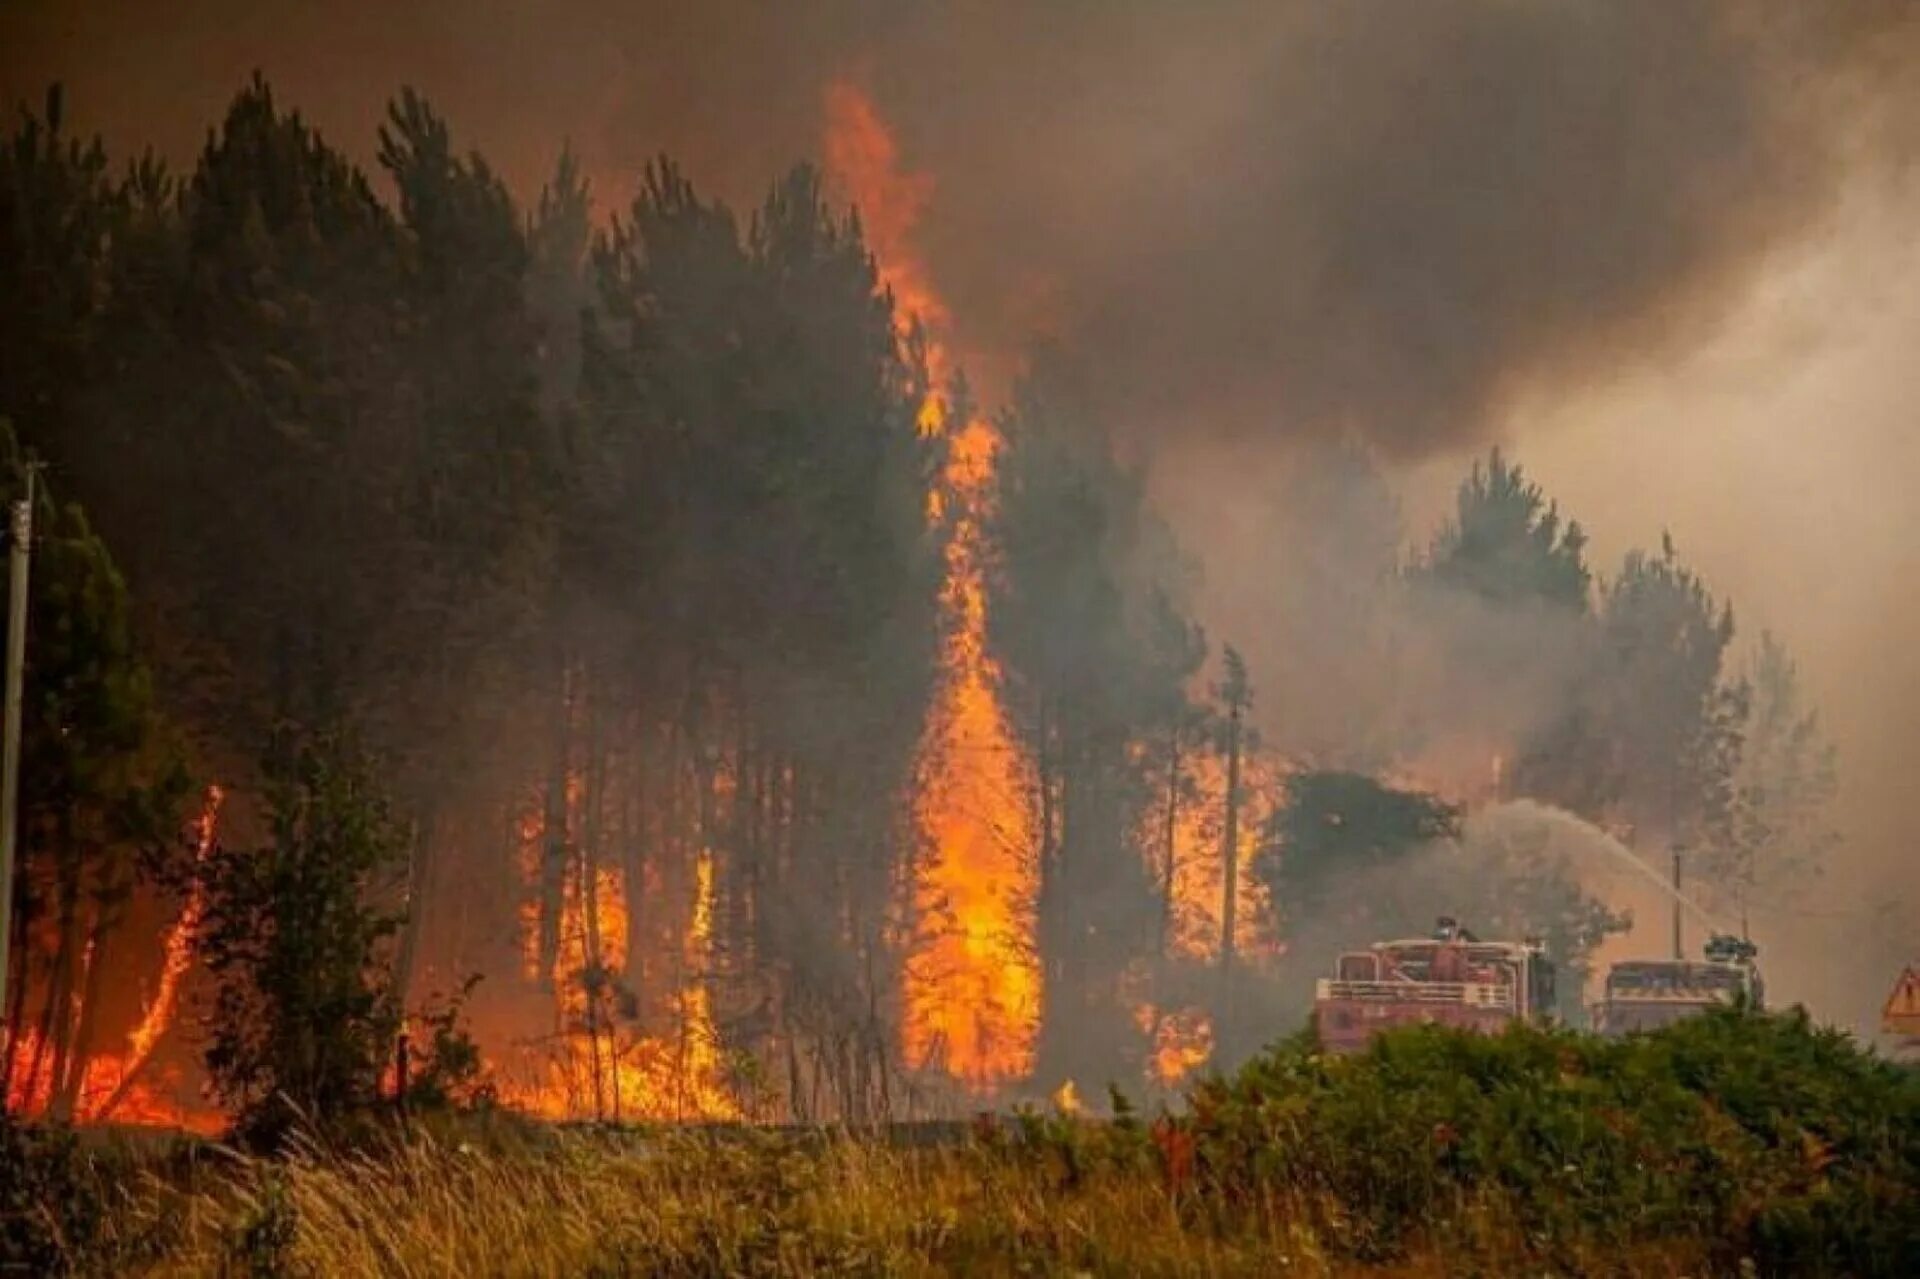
[8,1008,1915,1276]
[10,1121,1726,1276]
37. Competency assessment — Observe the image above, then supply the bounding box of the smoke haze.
[5,0,1917,1033]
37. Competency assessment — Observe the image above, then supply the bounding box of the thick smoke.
[6,2,1914,450]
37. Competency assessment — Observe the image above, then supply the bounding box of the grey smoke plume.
[6,2,1915,451]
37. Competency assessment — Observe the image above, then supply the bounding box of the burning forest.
[1,2,1916,1168]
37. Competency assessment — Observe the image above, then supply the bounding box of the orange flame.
[1145,1006,1214,1087]
[120,785,223,1075]
[502,776,736,1122]
[1052,1077,1083,1115]
[4,786,227,1132]
[1162,752,1279,964]
[825,80,1040,1091]
[4,1024,221,1132]
[2,786,226,1131]
[822,82,950,375]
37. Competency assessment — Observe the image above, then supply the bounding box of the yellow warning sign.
[1882,966,1920,1037]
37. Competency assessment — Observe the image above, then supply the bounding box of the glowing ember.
[1051,1078,1083,1115]
[825,80,1040,1091]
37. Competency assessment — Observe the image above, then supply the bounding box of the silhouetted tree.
[202,729,405,1145]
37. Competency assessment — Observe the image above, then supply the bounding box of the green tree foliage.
[991,348,1207,1082]
[202,730,405,1144]
[1409,450,1777,894]
[1591,535,1747,844]
[0,87,116,453]
[1412,446,1590,611]
[562,156,938,1114]
[1262,770,1462,933]
[0,426,190,1120]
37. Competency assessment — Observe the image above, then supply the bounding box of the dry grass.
[25,1011,1905,1275]
[57,1120,1711,1277]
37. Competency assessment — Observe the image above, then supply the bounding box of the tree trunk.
[538,660,572,992]
[622,722,651,995]
[41,861,82,1117]
[393,806,437,1015]
[1219,702,1244,1029]
[54,893,119,1119]
[580,676,609,1119]
[2,873,36,1097]
[1160,724,1183,959]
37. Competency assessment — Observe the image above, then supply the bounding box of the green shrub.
[1172,1007,1919,1274]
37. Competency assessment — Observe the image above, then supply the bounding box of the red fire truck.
[1313,918,1556,1054]
[1590,935,1762,1036]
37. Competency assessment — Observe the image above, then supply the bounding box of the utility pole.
[0,463,35,1053]
[1670,843,1684,961]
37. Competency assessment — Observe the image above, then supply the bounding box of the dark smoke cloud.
[6,2,1913,453]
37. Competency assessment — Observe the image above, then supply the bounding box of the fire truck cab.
[1590,935,1762,1036]
[1313,918,1556,1054]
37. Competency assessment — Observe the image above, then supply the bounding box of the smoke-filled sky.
[6,1,1918,1013]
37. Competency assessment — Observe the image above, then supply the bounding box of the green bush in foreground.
[1175,1007,1919,1273]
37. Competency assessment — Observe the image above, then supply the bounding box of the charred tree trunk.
[393,806,437,1016]
[538,662,573,993]
[1160,723,1183,959]
[41,859,82,1117]
[2,875,35,1095]
[54,892,119,1119]
[1219,699,1244,1026]
[622,722,653,996]
[580,678,609,1120]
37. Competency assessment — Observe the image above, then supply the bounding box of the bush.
[1174,1007,1920,1273]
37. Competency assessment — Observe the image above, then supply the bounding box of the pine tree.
[1413,446,1589,611]
[991,349,1203,1082]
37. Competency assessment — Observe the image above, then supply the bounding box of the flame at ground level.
[2,785,226,1133]
[503,775,737,1123]
[3,1025,221,1133]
